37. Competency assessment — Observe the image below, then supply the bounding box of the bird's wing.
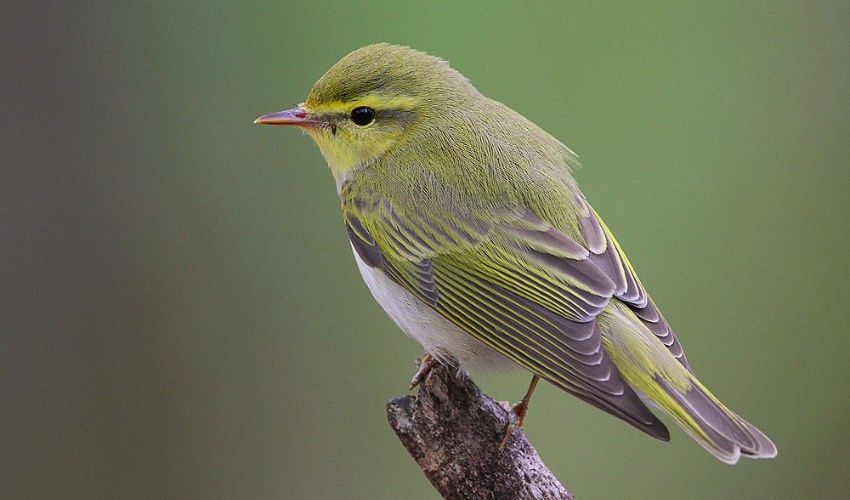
[573,195,690,370]
[342,182,670,440]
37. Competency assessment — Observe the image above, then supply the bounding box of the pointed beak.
[253,106,318,127]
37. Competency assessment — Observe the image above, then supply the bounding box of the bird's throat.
[306,130,361,184]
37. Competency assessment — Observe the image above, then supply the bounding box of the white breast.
[352,245,513,371]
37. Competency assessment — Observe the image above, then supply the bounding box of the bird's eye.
[350,106,376,126]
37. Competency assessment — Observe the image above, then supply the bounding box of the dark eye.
[350,106,376,126]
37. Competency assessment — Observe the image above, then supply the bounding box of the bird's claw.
[499,401,529,449]
[409,354,438,391]
[499,375,539,449]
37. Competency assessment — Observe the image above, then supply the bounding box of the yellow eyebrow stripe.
[308,95,420,115]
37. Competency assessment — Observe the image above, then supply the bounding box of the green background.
[4,1,849,498]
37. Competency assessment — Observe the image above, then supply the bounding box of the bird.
[254,43,777,464]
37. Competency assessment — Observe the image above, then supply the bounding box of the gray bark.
[386,363,573,499]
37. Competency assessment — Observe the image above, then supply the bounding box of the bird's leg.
[499,375,541,449]
[409,354,438,390]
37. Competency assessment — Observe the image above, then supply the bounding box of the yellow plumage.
[255,43,777,463]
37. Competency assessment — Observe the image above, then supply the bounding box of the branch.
[386,362,573,499]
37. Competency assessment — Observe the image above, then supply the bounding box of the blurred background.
[3,1,849,498]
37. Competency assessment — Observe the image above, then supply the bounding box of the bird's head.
[255,43,477,181]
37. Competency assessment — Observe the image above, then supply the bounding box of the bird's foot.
[499,375,540,449]
[499,401,530,449]
[409,354,438,391]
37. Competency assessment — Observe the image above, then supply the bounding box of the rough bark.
[386,362,573,499]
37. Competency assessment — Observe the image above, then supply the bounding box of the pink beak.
[253,106,319,127]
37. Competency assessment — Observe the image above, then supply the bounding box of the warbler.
[255,43,776,463]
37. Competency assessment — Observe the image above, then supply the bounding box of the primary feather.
[289,43,776,463]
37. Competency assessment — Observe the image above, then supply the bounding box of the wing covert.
[342,182,669,439]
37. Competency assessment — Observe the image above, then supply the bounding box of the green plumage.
[265,43,777,464]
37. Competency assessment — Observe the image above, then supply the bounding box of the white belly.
[352,246,513,371]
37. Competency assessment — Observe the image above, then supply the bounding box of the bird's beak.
[253,106,318,127]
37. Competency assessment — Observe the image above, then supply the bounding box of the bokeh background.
[4,1,849,498]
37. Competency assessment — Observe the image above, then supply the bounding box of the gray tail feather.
[656,378,777,464]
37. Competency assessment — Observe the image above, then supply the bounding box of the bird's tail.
[600,303,777,464]
[647,373,777,464]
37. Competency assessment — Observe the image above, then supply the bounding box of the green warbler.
[255,43,776,463]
